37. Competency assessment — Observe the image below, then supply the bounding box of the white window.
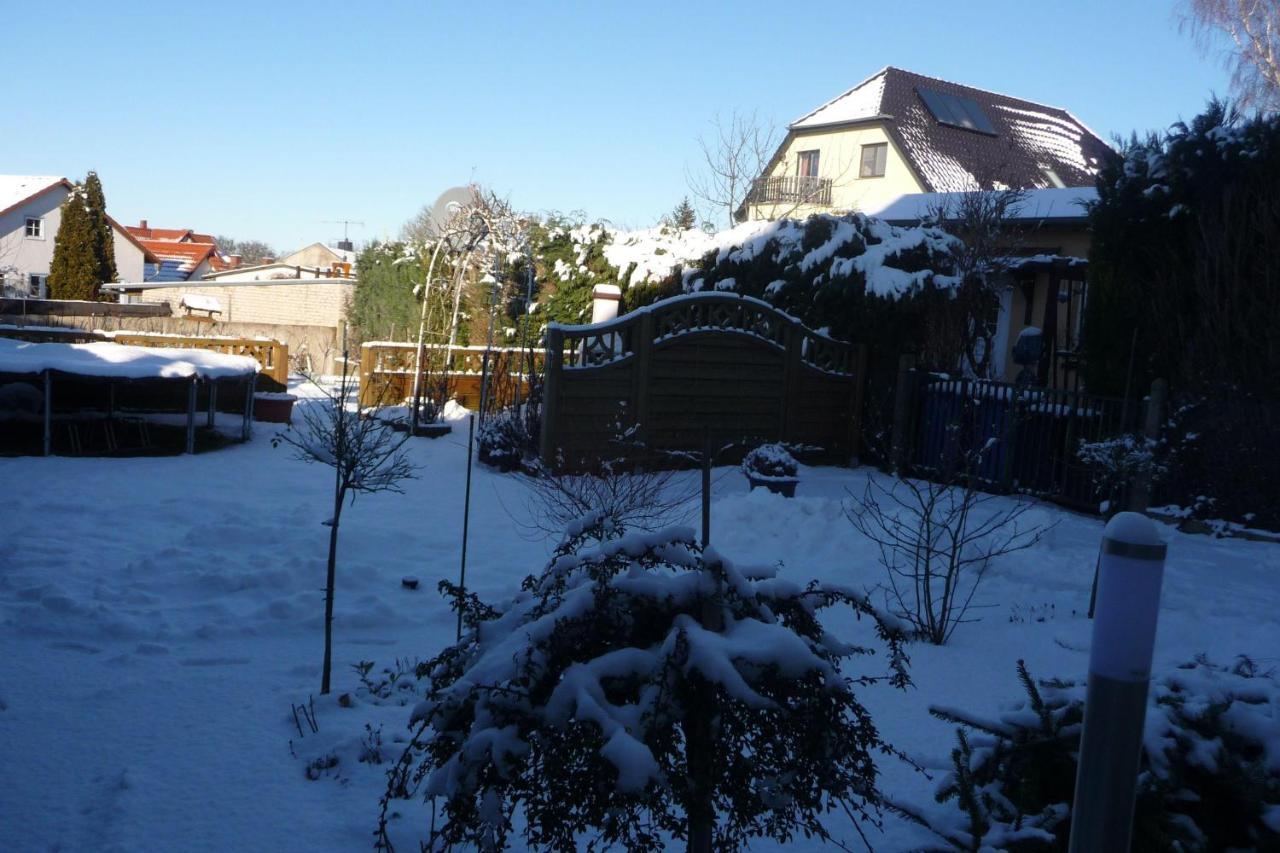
[25,217,44,238]
[28,274,45,298]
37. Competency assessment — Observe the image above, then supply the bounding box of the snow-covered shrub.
[476,410,528,471]
[378,515,911,852]
[741,443,799,480]
[895,657,1280,851]
[1076,434,1166,516]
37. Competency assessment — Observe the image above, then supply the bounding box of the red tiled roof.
[138,238,217,273]
[124,225,216,244]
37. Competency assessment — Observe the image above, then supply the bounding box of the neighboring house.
[280,241,357,275]
[740,67,1112,222]
[875,186,1096,388]
[123,220,229,282]
[0,175,155,298]
[106,247,358,373]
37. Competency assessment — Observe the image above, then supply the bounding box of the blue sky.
[9,1,1231,252]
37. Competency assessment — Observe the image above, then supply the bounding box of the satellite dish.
[424,186,474,238]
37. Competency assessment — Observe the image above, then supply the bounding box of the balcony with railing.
[745,175,833,207]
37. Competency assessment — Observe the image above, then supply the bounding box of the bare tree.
[1182,0,1280,111]
[847,409,1049,645]
[687,110,779,229]
[926,187,1030,378]
[274,353,417,694]
[215,236,276,264]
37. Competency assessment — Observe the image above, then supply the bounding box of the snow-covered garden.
[1,384,1277,851]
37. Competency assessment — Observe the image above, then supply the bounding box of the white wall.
[0,184,144,295]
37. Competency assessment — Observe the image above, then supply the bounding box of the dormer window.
[917,87,997,135]
[797,150,820,177]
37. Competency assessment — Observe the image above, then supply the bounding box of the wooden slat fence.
[358,342,542,410]
[540,294,866,467]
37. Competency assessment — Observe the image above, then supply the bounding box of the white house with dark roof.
[741,67,1113,222]
[0,176,155,298]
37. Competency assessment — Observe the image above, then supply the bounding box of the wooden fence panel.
[358,342,541,410]
[539,294,864,467]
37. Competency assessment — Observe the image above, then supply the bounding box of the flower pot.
[253,392,297,424]
[746,473,798,498]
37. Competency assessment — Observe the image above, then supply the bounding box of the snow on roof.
[870,187,1098,223]
[0,338,258,380]
[0,175,68,216]
[781,68,1112,194]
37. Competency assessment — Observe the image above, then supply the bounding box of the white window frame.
[25,217,44,239]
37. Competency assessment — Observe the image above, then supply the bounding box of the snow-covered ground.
[2,388,1277,852]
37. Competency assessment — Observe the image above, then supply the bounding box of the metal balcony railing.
[745,175,833,207]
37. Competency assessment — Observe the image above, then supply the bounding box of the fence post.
[998,384,1022,493]
[185,377,198,454]
[632,312,654,443]
[890,352,917,474]
[1127,378,1167,513]
[1069,511,1167,853]
[780,323,804,443]
[42,369,52,457]
[539,327,565,464]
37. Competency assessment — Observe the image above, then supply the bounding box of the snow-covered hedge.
[379,514,911,851]
[476,410,528,471]
[894,657,1280,851]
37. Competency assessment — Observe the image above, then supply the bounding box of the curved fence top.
[548,292,857,376]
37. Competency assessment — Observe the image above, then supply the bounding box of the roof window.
[917,87,997,135]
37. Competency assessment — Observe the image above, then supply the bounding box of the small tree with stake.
[275,356,416,694]
[377,514,911,852]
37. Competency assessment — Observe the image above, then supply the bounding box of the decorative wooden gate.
[539,293,866,466]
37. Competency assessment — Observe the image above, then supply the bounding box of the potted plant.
[742,443,800,497]
[253,391,298,424]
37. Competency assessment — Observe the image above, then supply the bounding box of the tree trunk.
[320,487,345,694]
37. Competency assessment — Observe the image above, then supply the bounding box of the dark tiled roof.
[791,67,1113,192]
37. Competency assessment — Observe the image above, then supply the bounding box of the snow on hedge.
[0,338,259,380]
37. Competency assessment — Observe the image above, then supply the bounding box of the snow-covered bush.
[378,515,911,852]
[1076,434,1167,516]
[741,443,799,480]
[894,657,1280,851]
[476,410,528,471]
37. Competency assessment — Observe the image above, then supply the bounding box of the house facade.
[741,67,1111,222]
[876,187,1095,388]
[0,176,154,298]
[123,221,229,282]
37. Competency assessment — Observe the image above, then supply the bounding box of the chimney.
[261,256,275,264]
[229,254,243,268]
[591,284,622,325]
[139,219,148,230]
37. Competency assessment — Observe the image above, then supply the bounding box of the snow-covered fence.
[898,369,1156,511]
[540,293,866,467]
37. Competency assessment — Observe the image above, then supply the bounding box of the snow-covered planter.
[893,657,1280,851]
[378,514,911,851]
[741,443,800,497]
[253,392,297,424]
[475,410,528,471]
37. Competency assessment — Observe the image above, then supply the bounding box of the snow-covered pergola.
[0,338,259,456]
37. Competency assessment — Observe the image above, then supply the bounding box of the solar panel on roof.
[917,87,997,135]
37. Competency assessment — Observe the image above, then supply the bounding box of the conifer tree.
[671,196,697,230]
[47,187,101,301]
[83,171,117,286]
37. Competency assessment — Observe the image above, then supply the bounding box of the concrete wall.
[745,122,926,221]
[131,279,352,329]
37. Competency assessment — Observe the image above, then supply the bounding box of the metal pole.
[207,382,218,429]
[241,374,254,441]
[185,377,197,454]
[457,414,476,643]
[42,370,52,457]
[1069,511,1167,853]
